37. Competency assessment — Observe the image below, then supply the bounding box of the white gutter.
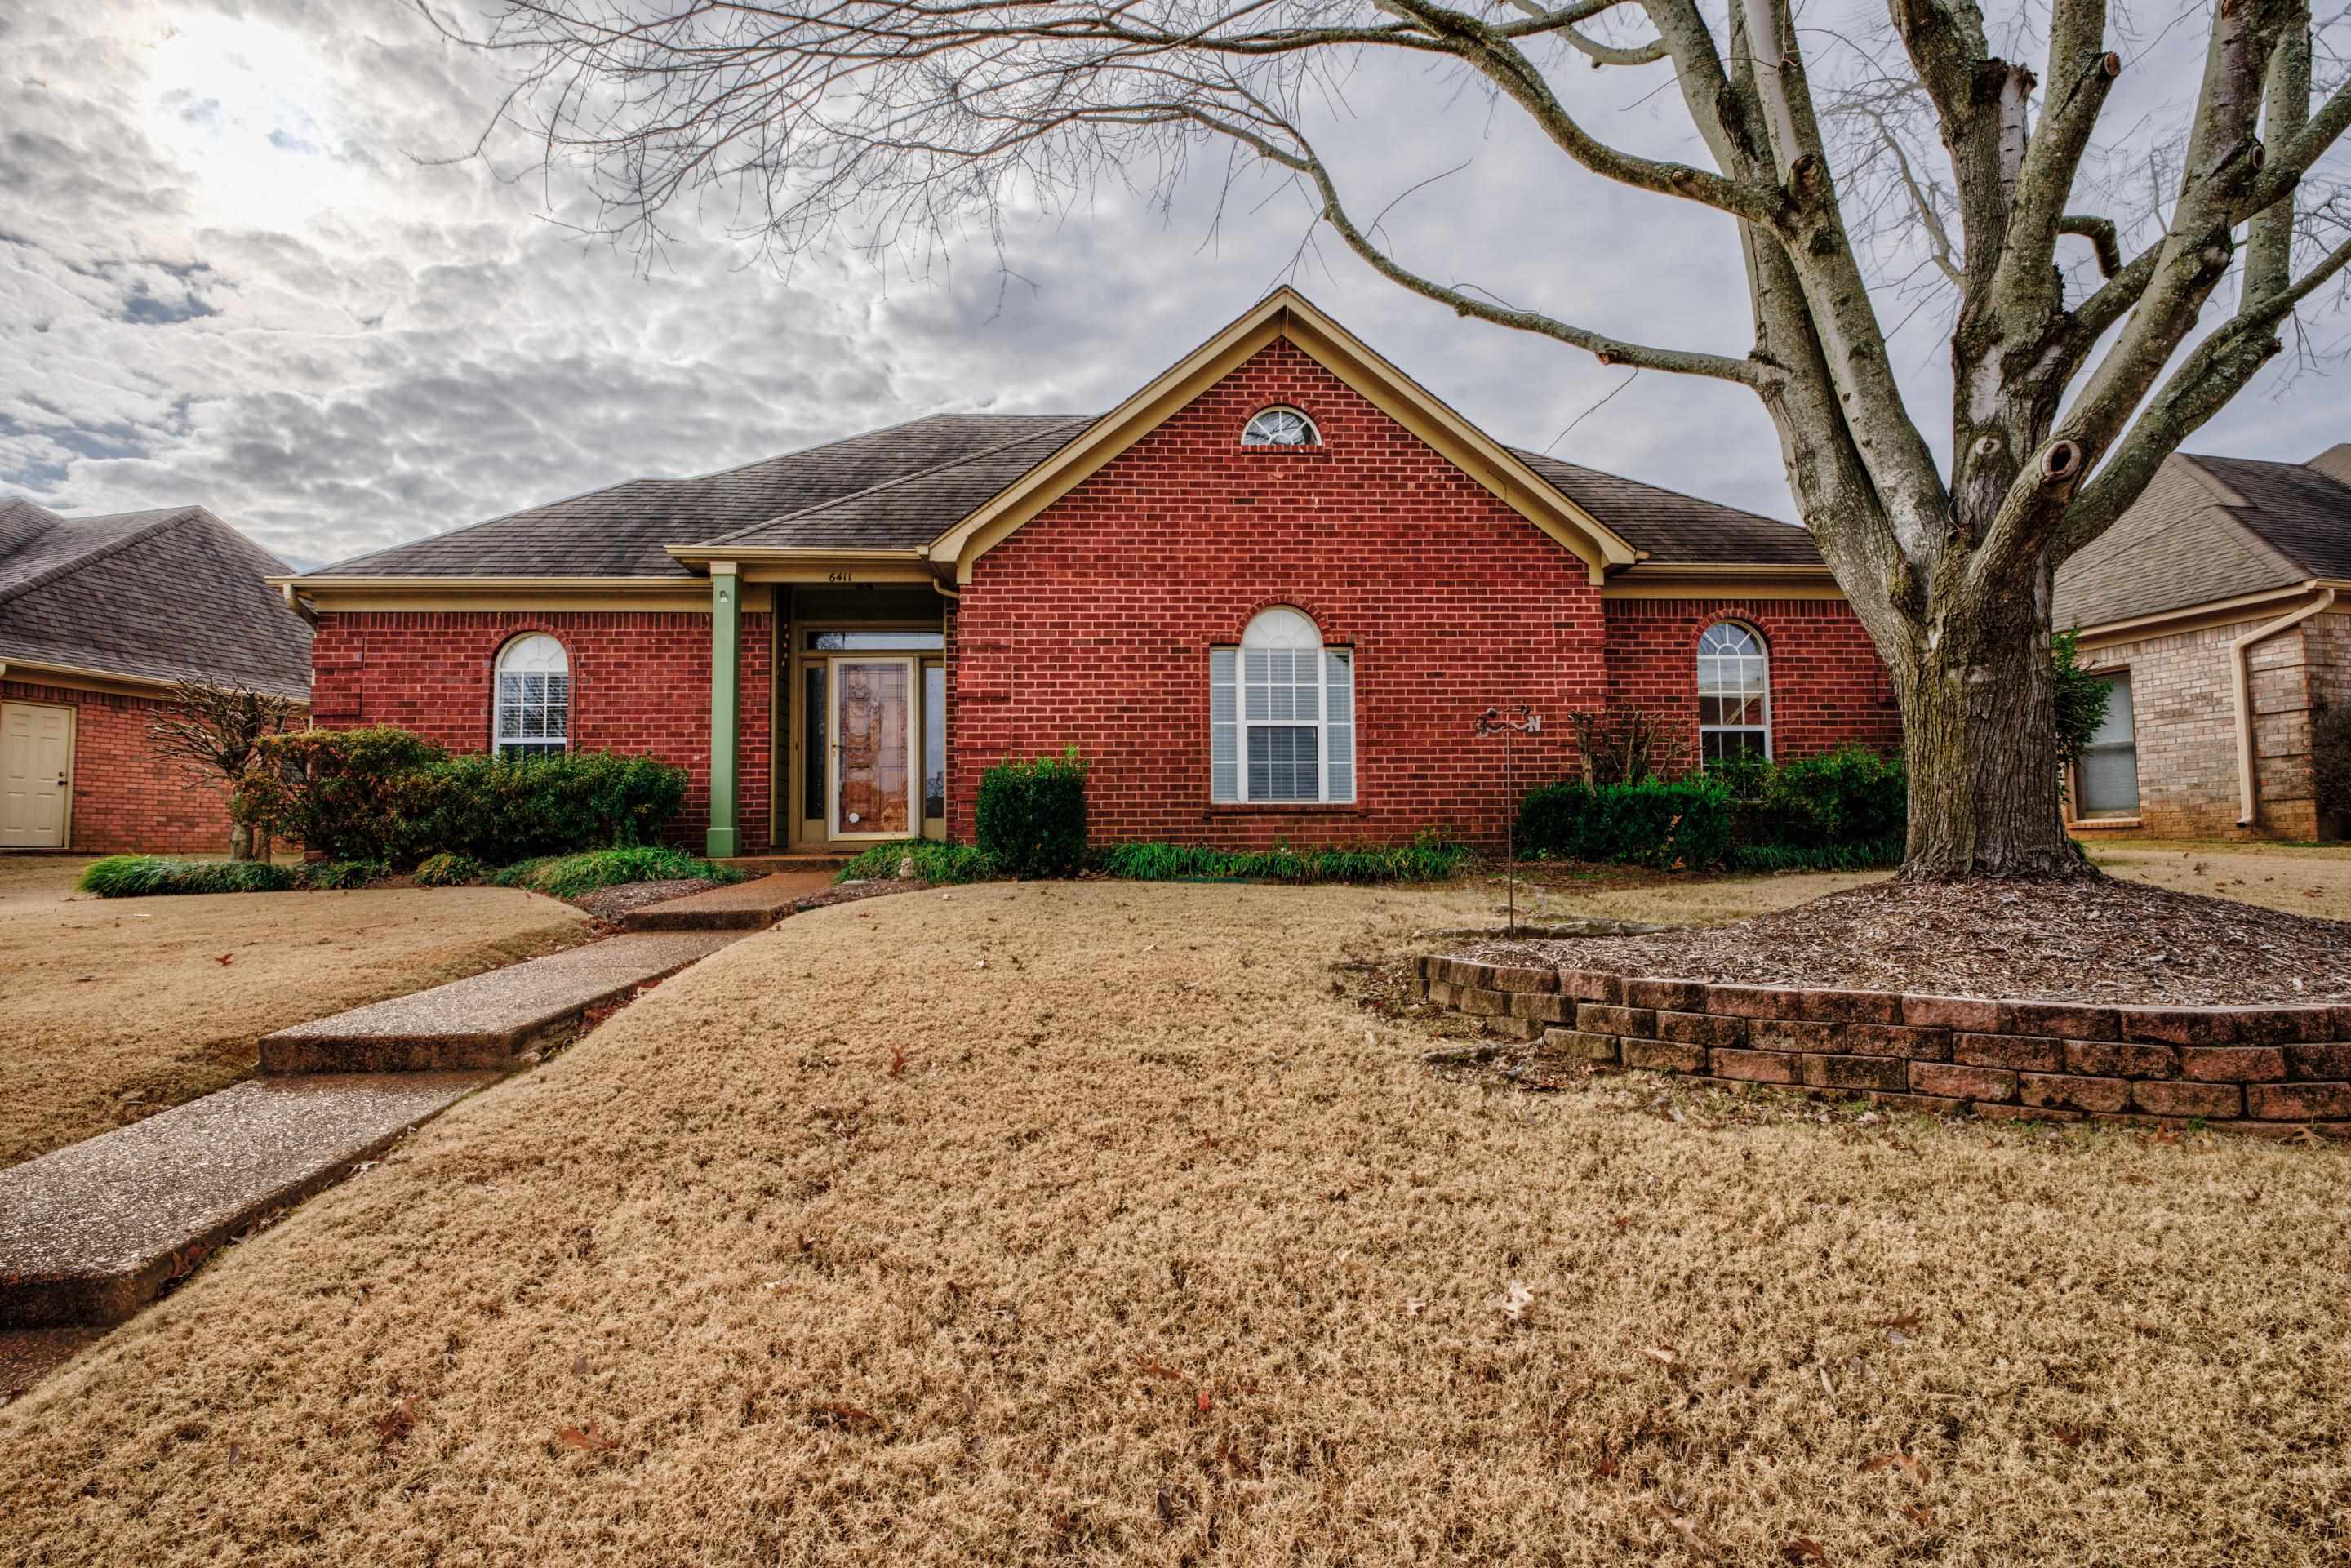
[2231,585,2337,828]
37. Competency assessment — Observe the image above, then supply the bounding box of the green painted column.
[706,565,741,859]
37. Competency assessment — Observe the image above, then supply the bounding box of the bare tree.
[149,681,302,861]
[449,0,2351,877]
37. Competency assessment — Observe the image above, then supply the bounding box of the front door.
[828,657,915,839]
[0,701,73,848]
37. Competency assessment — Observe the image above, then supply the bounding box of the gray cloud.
[1,0,2344,571]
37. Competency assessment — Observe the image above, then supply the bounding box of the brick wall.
[2,678,261,855]
[949,337,1899,851]
[308,610,773,852]
[1602,597,1902,763]
[2076,615,2327,841]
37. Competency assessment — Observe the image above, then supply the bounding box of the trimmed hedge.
[833,839,998,884]
[234,728,690,869]
[78,855,296,898]
[1094,837,1473,883]
[975,748,1089,878]
[491,846,746,901]
[1518,748,1908,873]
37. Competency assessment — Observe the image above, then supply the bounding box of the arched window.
[1210,606,1354,802]
[494,633,571,759]
[1240,406,1319,447]
[1696,622,1770,762]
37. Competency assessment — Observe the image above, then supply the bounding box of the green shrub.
[2317,706,2351,826]
[234,729,690,868]
[77,855,296,897]
[235,727,447,864]
[402,752,688,864]
[1516,776,1734,870]
[1748,747,1907,851]
[1093,836,1473,883]
[1728,837,1905,873]
[414,851,488,888]
[833,839,998,884]
[975,747,1090,877]
[292,859,386,891]
[491,846,746,901]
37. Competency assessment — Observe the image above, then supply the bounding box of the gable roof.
[0,500,313,698]
[2053,447,2351,631]
[292,290,1818,590]
[918,288,1643,585]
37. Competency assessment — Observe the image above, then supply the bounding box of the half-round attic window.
[1241,407,1319,447]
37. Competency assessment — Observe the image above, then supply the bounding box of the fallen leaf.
[1782,1538,1829,1563]
[887,1046,908,1078]
[1871,1311,1923,1331]
[1862,1452,1930,1481]
[811,1404,877,1431]
[1135,1359,1185,1383]
[1195,1388,1212,1416]
[1641,1346,1679,1369]
[1593,1452,1620,1480]
[1501,1280,1535,1323]
[556,1419,619,1452]
[215,953,234,966]
[374,1397,417,1450]
[1902,1504,1935,1526]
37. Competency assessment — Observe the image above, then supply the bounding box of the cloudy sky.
[3,0,2344,571]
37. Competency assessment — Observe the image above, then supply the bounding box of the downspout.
[2231,585,2336,828]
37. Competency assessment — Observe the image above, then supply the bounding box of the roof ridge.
[296,411,1069,578]
[691,414,1100,549]
[0,507,201,611]
[2169,451,2252,508]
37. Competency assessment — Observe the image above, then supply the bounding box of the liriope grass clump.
[76,855,296,898]
[833,839,998,884]
[1095,836,1473,883]
[491,846,746,900]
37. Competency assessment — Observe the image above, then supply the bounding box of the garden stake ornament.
[1475,705,1540,936]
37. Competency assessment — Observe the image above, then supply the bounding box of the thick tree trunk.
[1891,575,2082,879]
[229,818,259,864]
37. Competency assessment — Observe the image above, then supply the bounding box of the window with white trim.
[1695,621,1770,762]
[1211,607,1353,802]
[494,633,571,759]
[1241,406,1319,447]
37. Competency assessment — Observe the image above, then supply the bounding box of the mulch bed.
[567,878,722,924]
[1457,874,2351,1005]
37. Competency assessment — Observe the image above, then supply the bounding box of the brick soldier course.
[1420,954,2351,1134]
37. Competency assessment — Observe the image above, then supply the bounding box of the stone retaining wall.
[1420,957,2351,1133]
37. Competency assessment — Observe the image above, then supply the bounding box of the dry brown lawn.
[3,878,2346,1566]
[2084,840,2351,921]
[0,855,595,1168]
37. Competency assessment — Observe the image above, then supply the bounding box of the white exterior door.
[1,701,74,849]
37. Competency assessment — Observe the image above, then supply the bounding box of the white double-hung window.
[1211,606,1354,802]
[494,633,571,759]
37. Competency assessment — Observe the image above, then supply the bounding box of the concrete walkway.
[260,931,739,1071]
[0,1073,496,1327]
[624,871,835,932]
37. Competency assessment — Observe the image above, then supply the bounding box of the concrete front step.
[718,854,853,874]
[624,871,836,933]
[0,1073,496,1328]
[260,932,739,1073]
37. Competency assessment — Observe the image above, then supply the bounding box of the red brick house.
[1,501,311,854]
[283,290,1900,857]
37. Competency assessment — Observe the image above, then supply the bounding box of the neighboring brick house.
[2055,447,2351,842]
[283,289,1901,857]
[0,501,312,854]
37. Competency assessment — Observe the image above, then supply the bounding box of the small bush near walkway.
[1095,837,1473,883]
[491,846,747,901]
[234,727,446,864]
[291,860,387,891]
[975,748,1090,878]
[415,851,488,888]
[834,840,998,884]
[78,856,298,898]
[1517,776,1735,871]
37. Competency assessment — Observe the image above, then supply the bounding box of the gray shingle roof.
[300,410,1815,580]
[0,500,313,698]
[2053,448,2351,630]
[1509,451,1820,567]
[309,413,1090,578]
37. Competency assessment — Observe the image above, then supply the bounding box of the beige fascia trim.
[925,287,1642,587]
[2230,585,2336,828]
[1602,564,1842,601]
[278,574,723,614]
[2066,581,2325,651]
[664,546,936,585]
[0,658,307,705]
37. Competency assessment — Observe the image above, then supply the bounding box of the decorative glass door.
[829,657,915,839]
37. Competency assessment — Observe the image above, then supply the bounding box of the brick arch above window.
[1220,597,1347,645]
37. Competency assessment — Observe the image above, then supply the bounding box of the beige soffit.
[273,575,723,613]
[2067,580,2331,652]
[1600,563,1842,601]
[923,287,1645,587]
[0,656,311,704]
[662,546,936,584]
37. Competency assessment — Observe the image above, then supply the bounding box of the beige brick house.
[2054,446,2350,841]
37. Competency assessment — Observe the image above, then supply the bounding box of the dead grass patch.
[0,855,594,1167]
[1,880,2345,1564]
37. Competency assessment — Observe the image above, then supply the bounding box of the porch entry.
[784,589,946,850]
[1,700,74,849]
